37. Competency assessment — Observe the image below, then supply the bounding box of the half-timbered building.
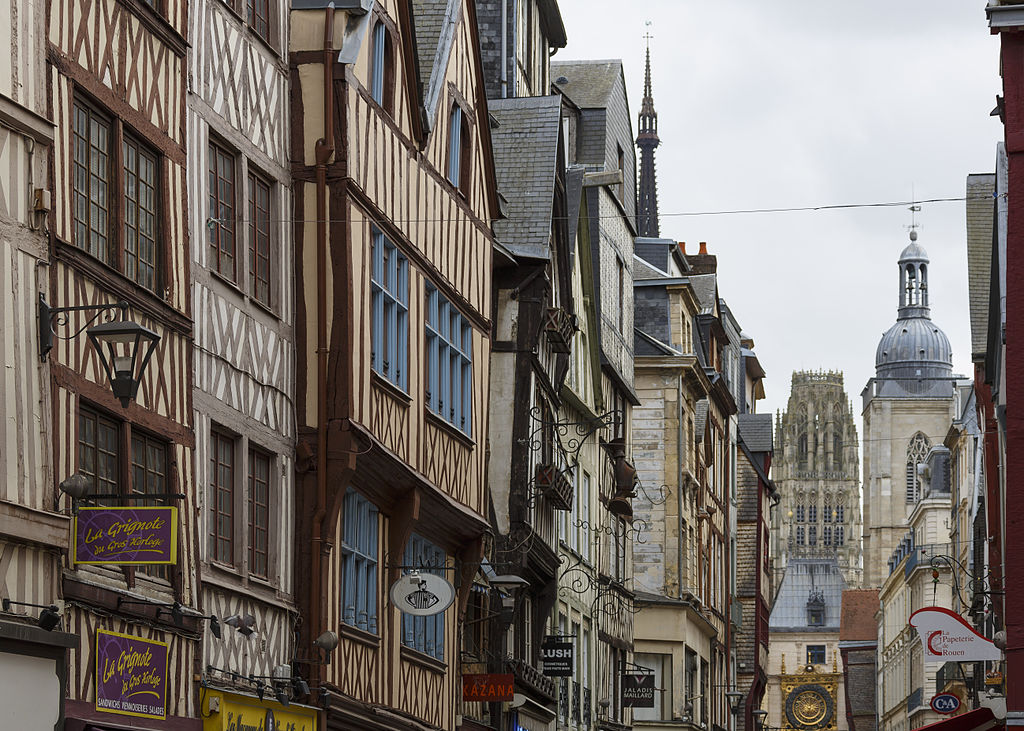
[45,0,201,728]
[554,59,641,730]
[289,1,500,728]
[0,0,80,726]
[187,0,302,708]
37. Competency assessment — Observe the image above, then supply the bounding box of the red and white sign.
[909,607,1002,662]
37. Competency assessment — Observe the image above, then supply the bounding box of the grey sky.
[556,1,1001,421]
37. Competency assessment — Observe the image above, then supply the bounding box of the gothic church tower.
[636,41,660,237]
[772,371,863,590]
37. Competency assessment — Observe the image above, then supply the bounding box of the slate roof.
[566,165,585,255]
[688,273,718,313]
[635,328,679,357]
[409,0,458,125]
[632,256,667,281]
[839,589,879,642]
[738,413,773,453]
[966,174,995,359]
[769,558,848,632]
[551,60,623,108]
[489,96,563,259]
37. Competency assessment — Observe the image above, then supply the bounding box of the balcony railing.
[572,680,581,724]
[559,678,569,724]
[545,307,575,353]
[536,463,573,511]
[583,686,592,729]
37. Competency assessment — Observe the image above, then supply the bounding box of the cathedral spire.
[637,28,661,238]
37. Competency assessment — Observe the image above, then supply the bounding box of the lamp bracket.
[38,294,128,361]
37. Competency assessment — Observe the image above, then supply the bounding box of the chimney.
[678,241,686,255]
[699,241,708,255]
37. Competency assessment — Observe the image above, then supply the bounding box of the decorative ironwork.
[544,307,576,354]
[928,553,1003,611]
[557,552,641,618]
[38,293,128,361]
[522,406,620,460]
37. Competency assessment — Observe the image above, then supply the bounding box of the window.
[823,526,832,546]
[123,136,159,291]
[807,645,826,665]
[73,101,112,264]
[808,504,817,523]
[616,257,625,333]
[248,171,272,306]
[402,534,446,660]
[580,471,591,561]
[73,98,162,291]
[371,233,409,389]
[370,21,393,113]
[209,431,235,564]
[906,432,931,503]
[208,141,236,280]
[131,430,170,579]
[836,526,845,546]
[246,0,269,41]
[823,498,832,523]
[248,448,270,579]
[341,489,379,633]
[425,285,472,434]
[79,408,119,495]
[796,526,805,546]
[808,525,817,545]
[836,503,845,523]
[446,103,470,193]
[796,503,805,523]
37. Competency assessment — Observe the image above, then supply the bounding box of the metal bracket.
[38,293,128,361]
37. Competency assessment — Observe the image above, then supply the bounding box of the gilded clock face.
[785,684,834,729]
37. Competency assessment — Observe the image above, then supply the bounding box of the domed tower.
[860,231,959,588]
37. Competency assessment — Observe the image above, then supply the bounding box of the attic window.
[370,20,394,114]
[447,103,471,195]
[807,590,825,627]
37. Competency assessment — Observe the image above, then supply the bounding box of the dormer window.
[370,20,394,114]
[807,590,825,626]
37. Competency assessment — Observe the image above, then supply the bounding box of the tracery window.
[906,432,931,503]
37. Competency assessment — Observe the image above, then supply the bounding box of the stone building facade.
[773,372,862,589]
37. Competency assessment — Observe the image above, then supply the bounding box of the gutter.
[988,3,1024,28]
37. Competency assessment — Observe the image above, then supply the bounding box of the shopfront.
[202,688,319,731]
[0,618,78,730]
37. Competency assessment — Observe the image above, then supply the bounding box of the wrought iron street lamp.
[38,294,160,408]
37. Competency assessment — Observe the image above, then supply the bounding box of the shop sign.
[541,635,574,677]
[96,629,168,720]
[74,506,178,565]
[621,671,655,708]
[930,693,961,714]
[389,572,456,617]
[203,688,318,731]
[909,607,1002,662]
[462,673,514,702]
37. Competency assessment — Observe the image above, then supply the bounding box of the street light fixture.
[725,690,745,715]
[2,598,62,631]
[87,319,161,408]
[753,709,768,730]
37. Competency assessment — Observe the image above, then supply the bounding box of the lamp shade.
[86,319,160,408]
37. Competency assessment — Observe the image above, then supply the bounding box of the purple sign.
[74,507,178,565]
[96,629,168,720]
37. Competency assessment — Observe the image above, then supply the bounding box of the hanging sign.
[621,671,655,708]
[930,693,962,714]
[74,506,178,565]
[909,607,1002,662]
[541,635,574,676]
[389,572,456,617]
[95,629,168,720]
[462,673,514,702]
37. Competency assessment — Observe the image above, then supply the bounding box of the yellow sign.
[202,688,318,731]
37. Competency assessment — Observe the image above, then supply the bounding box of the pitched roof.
[489,95,563,260]
[409,0,459,128]
[688,273,718,313]
[966,173,995,360]
[839,589,880,642]
[738,413,773,453]
[635,328,679,356]
[550,60,623,108]
[632,255,667,281]
[769,558,848,632]
[693,399,709,444]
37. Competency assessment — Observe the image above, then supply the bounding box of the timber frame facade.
[45,0,200,728]
[289,1,500,728]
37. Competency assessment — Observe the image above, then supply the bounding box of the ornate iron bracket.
[557,552,641,617]
[38,293,128,362]
[928,553,1003,611]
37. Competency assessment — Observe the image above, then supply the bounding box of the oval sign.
[930,693,961,714]
[389,571,456,616]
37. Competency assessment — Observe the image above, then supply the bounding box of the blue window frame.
[401,534,446,660]
[371,232,408,389]
[371,21,386,105]
[425,285,472,435]
[447,104,462,187]
[341,489,379,633]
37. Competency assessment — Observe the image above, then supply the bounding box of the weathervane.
[643,20,653,46]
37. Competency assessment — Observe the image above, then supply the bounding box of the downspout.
[510,0,517,98]
[311,1,336,688]
[500,0,508,98]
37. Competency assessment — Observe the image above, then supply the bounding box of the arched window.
[823,497,832,523]
[370,21,394,114]
[796,407,808,468]
[795,503,805,523]
[905,432,931,503]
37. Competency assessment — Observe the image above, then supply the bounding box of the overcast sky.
[556,1,1002,425]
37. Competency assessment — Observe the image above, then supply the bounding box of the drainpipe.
[311,1,336,689]
[501,0,508,98]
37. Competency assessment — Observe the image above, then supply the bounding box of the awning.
[915,708,998,731]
